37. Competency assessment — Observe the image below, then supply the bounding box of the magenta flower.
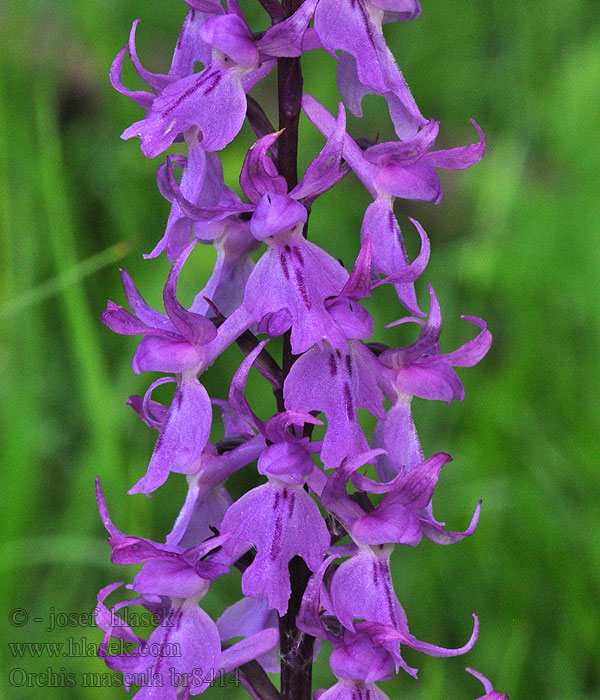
[99,1,499,698]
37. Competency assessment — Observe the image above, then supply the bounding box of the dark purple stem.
[258,0,286,22]
[275,2,315,700]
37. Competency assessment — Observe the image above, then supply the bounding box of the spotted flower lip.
[285,340,385,468]
[113,2,318,158]
[220,479,330,615]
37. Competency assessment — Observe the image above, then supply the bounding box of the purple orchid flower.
[101,246,256,493]
[321,449,480,547]
[212,346,329,615]
[95,482,279,697]
[314,0,425,139]
[219,412,330,614]
[96,583,278,698]
[165,104,356,353]
[375,284,491,483]
[112,1,318,158]
[302,94,485,314]
[314,632,397,700]
[329,547,479,676]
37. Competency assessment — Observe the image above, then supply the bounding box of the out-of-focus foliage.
[1,1,598,698]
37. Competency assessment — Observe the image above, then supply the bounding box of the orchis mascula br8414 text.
[96,1,510,699]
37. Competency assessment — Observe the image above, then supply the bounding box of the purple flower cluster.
[96,1,510,698]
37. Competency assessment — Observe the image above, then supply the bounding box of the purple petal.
[244,232,348,354]
[394,361,465,403]
[109,46,154,110]
[95,582,144,644]
[127,20,171,91]
[427,120,486,170]
[170,8,215,76]
[163,245,217,345]
[373,397,424,480]
[128,377,212,495]
[221,483,330,615]
[101,301,150,336]
[421,500,481,545]
[375,160,442,202]
[284,341,385,467]
[220,628,280,674]
[290,102,347,202]
[132,336,202,374]
[240,132,287,204]
[132,559,208,599]
[314,0,387,91]
[368,613,479,659]
[360,200,424,316]
[120,269,174,331]
[228,340,269,432]
[217,596,277,640]
[443,316,492,367]
[250,193,308,240]
[121,66,247,157]
[327,299,374,340]
[297,555,340,641]
[95,478,123,538]
[329,634,396,684]
[330,549,409,633]
[257,441,314,485]
[264,410,322,444]
[351,503,422,546]
[199,14,258,67]
[335,233,372,302]
[385,452,451,510]
[364,120,440,167]
[257,0,319,58]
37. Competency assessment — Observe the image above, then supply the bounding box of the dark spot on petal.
[203,71,222,94]
[284,244,291,253]
[381,560,398,627]
[162,70,217,118]
[273,490,280,511]
[328,353,338,376]
[269,515,282,560]
[288,491,295,518]
[294,267,312,310]
[292,245,304,265]
[343,383,354,421]
[279,251,289,280]
[345,354,353,377]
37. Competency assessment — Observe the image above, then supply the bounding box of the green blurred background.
[1,0,599,698]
